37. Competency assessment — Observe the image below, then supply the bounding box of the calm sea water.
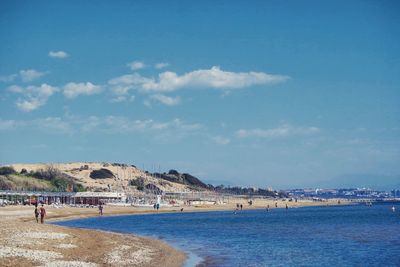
[55,204,400,267]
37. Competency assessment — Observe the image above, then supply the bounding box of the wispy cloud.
[236,124,320,138]
[109,66,289,93]
[0,117,72,134]
[1,69,46,83]
[0,116,203,136]
[19,69,47,82]
[8,84,59,112]
[150,94,181,106]
[100,117,202,134]
[48,50,69,58]
[212,135,231,145]
[63,82,102,98]
[155,62,170,69]
[127,61,145,70]
[0,119,20,130]
[0,74,18,83]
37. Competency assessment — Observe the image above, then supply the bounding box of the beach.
[0,199,345,267]
[0,205,186,267]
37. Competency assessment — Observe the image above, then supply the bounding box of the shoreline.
[0,199,348,266]
[47,197,350,222]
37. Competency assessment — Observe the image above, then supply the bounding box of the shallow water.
[55,203,400,267]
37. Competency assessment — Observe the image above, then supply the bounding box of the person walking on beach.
[99,204,103,216]
[275,202,278,208]
[34,204,39,223]
[156,203,160,211]
[240,204,243,210]
[39,204,46,224]
[285,204,288,210]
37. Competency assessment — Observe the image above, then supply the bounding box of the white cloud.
[19,69,47,82]
[212,136,231,145]
[1,69,46,83]
[48,51,69,58]
[150,94,181,106]
[236,124,320,138]
[109,66,289,93]
[110,95,135,103]
[63,82,102,98]
[109,74,149,85]
[155,62,170,69]
[127,61,145,70]
[110,85,133,96]
[8,83,59,112]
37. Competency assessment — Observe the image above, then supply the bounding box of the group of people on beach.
[34,204,46,223]
[234,203,244,213]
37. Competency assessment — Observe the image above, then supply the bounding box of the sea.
[54,203,400,267]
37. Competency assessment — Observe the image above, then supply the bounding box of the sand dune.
[9,162,195,193]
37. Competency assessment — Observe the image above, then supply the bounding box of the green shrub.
[0,166,16,175]
[90,168,115,179]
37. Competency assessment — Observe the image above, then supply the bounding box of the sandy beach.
[0,199,346,267]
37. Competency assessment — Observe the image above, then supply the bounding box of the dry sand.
[0,199,347,267]
[0,206,186,267]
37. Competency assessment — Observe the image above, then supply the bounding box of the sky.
[0,0,399,189]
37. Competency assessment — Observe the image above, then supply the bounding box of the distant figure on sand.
[153,203,157,210]
[99,204,103,215]
[285,204,288,210]
[275,202,278,208]
[181,208,184,212]
[156,203,160,211]
[34,204,39,223]
[266,204,270,212]
[240,204,243,210]
[39,204,46,223]
[392,206,396,212]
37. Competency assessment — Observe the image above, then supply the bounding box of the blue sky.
[1,0,399,189]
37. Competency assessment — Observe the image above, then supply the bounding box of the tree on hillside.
[0,166,17,175]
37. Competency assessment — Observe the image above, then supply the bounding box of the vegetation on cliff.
[0,166,85,192]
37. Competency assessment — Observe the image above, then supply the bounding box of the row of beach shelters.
[0,190,126,206]
[72,191,126,205]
